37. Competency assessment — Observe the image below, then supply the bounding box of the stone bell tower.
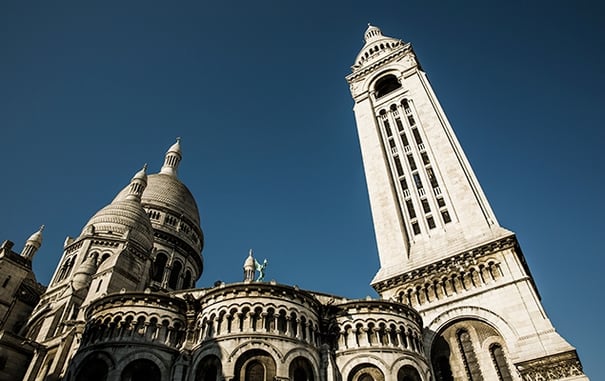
[346,25,587,380]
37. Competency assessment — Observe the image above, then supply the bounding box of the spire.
[243,249,255,283]
[364,23,384,43]
[125,164,148,201]
[21,225,44,260]
[160,138,182,177]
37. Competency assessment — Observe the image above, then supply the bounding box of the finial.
[39,225,45,232]
[368,22,371,27]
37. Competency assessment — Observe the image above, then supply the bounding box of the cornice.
[372,235,517,293]
[346,43,413,83]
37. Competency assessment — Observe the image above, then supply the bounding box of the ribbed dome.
[82,199,154,251]
[113,173,200,227]
[353,24,403,70]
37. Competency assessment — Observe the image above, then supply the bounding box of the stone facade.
[0,25,588,381]
[0,231,46,381]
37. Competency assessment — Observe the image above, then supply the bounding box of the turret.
[159,137,182,177]
[21,225,44,261]
[71,253,98,290]
[243,249,255,282]
[126,164,148,201]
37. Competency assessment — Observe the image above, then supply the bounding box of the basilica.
[0,26,587,381]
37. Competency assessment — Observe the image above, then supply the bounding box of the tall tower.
[347,25,587,380]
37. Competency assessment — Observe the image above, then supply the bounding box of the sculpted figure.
[254,258,268,281]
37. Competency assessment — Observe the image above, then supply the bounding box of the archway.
[233,349,276,381]
[289,356,315,381]
[75,353,111,381]
[374,74,401,98]
[397,365,422,381]
[430,319,513,381]
[196,354,222,381]
[121,359,161,381]
[347,363,384,381]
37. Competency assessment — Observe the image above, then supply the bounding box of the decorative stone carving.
[516,351,585,381]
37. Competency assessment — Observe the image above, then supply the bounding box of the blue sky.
[1,1,602,377]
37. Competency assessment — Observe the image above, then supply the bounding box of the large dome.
[113,173,200,228]
[111,140,204,261]
[82,199,154,252]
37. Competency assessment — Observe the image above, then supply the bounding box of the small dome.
[82,199,154,251]
[353,24,404,70]
[131,164,148,183]
[166,138,182,155]
[72,254,98,290]
[244,251,255,269]
[26,225,44,246]
[364,24,384,43]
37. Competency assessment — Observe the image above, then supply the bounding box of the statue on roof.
[254,258,268,282]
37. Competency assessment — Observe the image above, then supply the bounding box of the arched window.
[168,261,183,289]
[99,253,111,266]
[58,256,75,281]
[246,360,264,381]
[234,350,276,381]
[347,364,384,381]
[183,270,192,289]
[431,320,511,381]
[375,75,401,98]
[151,253,168,282]
[397,365,422,381]
[75,353,111,381]
[196,355,222,381]
[290,357,315,381]
[490,343,513,381]
[456,329,482,380]
[121,359,161,381]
